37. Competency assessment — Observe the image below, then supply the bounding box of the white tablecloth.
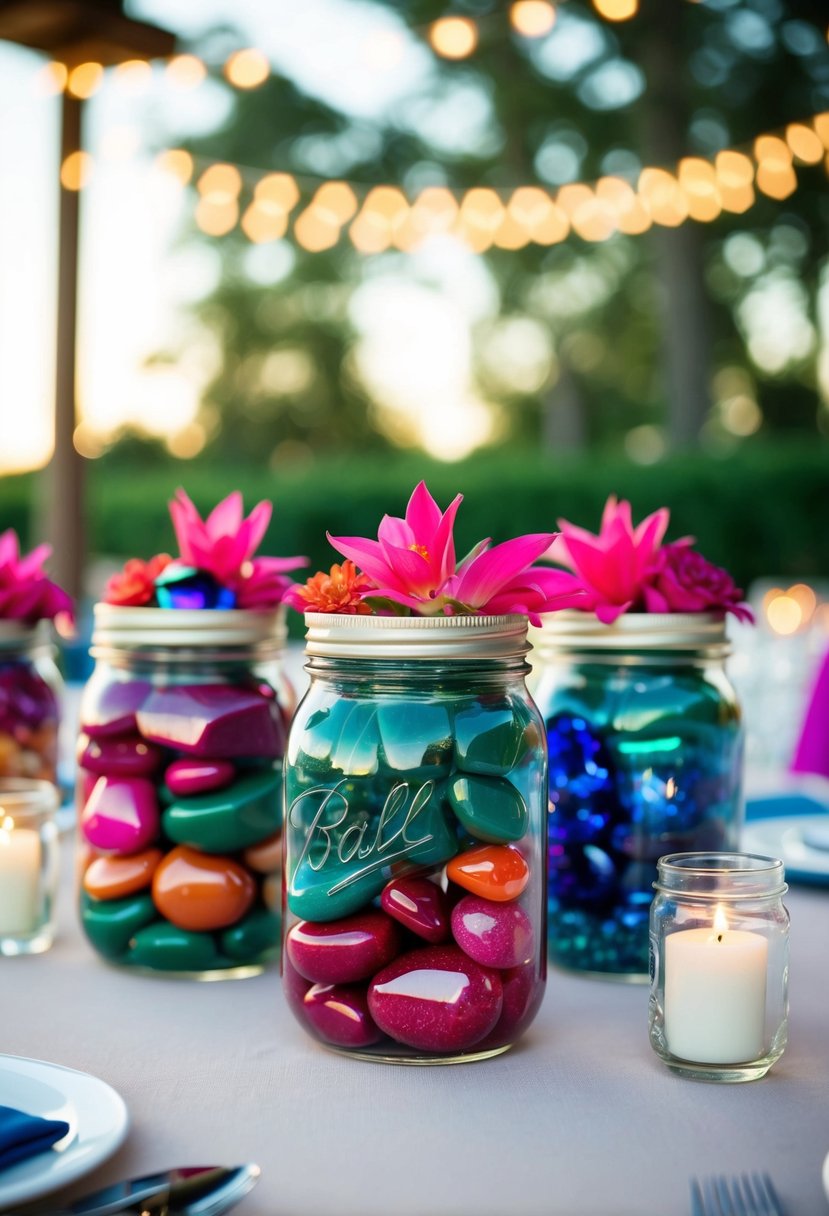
[3,842,828,1216]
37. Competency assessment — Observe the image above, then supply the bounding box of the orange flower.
[285,561,375,614]
[104,554,173,606]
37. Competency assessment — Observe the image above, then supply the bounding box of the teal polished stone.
[453,700,535,777]
[80,890,157,959]
[377,702,453,780]
[162,769,281,853]
[447,773,528,844]
[127,921,223,971]
[220,909,281,962]
[286,777,458,922]
[288,699,380,780]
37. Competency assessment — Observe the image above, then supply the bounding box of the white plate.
[742,814,829,886]
[0,1055,128,1210]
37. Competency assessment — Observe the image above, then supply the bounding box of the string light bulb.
[155,149,194,186]
[166,55,208,89]
[509,1,556,37]
[67,62,103,99]
[429,16,478,59]
[60,151,93,191]
[224,48,270,89]
[197,163,242,204]
[592,0,638,21]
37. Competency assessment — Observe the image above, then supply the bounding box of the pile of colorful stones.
[283,693,546,1059]
[546,689,741,977]
[78,675,286,974]
[0,658,59,783]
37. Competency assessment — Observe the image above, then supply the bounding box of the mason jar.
[0,778,60,955]
[0,622,63,785]
[529,612,743,981]
[77,604,292,977]
[283,613,547,1063]
[649,852,789,1082]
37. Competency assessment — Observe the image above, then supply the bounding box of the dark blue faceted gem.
[154,565,237,610]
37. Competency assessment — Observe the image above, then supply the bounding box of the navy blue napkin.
[0,1104,70,1171]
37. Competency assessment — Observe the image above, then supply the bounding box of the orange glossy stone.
[242,830,282,874]
[83,848,163,901]
[446,844,529,903]
[152,845,255,932]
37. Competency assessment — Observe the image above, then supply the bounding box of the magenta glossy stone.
[478,961,545,1049]
[380,876,450,944]
[164,758,236,797]
[81,776,161,855]
[367,945,503,1053]
[82,679,152,739]
[299,982,383,1049]
[451,895,534,969]
[136,685,285,758]
[286,911,401,984]
[78,734,163,778]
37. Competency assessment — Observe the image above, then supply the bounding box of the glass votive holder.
[649,852,789,1083]
[0,779,60,955]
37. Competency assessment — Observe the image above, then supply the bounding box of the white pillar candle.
[0,815,42,936]
[664,905,768,1064]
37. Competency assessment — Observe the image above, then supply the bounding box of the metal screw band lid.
[304,612,530,660]
[530,610,730,658]
[0,620,51,652]
[91,603,287,651]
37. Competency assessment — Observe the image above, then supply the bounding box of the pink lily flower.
[0,530,73,623]
[554,496,670,624]
[445,535,586,626]
[169,489,305,589]
[232,557,308,611]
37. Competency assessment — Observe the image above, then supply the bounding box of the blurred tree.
[159,0,829,465]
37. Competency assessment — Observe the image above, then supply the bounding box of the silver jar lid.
[304,612,530,660]
[91,603,287,653]
[0,620,52,653]
[530,610,730,658]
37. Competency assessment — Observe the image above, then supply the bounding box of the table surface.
[3,840,828,1216]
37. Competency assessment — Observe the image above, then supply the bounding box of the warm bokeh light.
[787,583,818,623]
[715,150,754,188]
[557,184,615,241]
[224,48,270,89]
[814,113,829,148]
[429,16,478,59]
[785,123,823,164]
[35,62,68,96]
[198,163,243,203]
[166,54,208,89]
[508,185,552,228]
[755,162,797,200]
[155,148,194,185]
[349,210,393,254]
[72,422,106,459]
[195,197,239,236]
[754,135,792,169]
[241,200,289,243]
[411,187,459,234]
[531,202,570,245]
[294,206,341,252]
[718,182,755,214]
[596,176,651,235]
[637,168,687,227]
[460,188,505,233]
[766,593,802,636]
[493,213,531,250]
[678,158,721,223]
[313,181,358,224]
[255,173,300,211]
[592,0,638,21]
[113,59,153,94]
[167,422,207,459]
[60,151,93,191]
[67,62,104,99]
[510,1,556,37]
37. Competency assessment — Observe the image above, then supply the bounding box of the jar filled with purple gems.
[530,612,743,981]
[283,614,547,1063]
[77,603,292,976]
[0,622,63,786]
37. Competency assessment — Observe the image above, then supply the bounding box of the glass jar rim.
[0,620,52,650]
[0,778,59,824]
[654,851,787,898]
[303,612,530,660]
[531,610,730,658]
[91,602,287,652]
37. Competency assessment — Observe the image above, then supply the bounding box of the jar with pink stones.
[283,613,547,1063]
[77,604,293,977]
[0,622,63,786]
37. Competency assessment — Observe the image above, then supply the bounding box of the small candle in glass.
[0,779,60,955]
[649,852,789,1082]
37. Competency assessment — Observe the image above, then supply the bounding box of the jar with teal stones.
[282,613,548,1063]
[77,604,292,977]
[528,612,743,981]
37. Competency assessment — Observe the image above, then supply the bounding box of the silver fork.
[690,1174,785,1216]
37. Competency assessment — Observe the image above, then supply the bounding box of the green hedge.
[3,439,828,599]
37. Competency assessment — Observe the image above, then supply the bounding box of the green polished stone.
[162,769,281,854]
[288,698,380,780]
[220,908,281,962]
[127,921,224,971]
[447,772,528,843]
[286,776,458,921]
[453,699,535,777]
[80,890,157,960]
[377,702,453,780]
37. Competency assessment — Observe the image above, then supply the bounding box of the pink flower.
[443,535,586,626]
[232,557,308,611]
[554,496,670,624]
[169,489,305,589]
[0,530,73,623]
[104,554,173,607]
[644,542,753,622]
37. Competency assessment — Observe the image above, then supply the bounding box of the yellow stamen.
[410,543,429,559]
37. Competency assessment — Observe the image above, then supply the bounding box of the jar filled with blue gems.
[529,612,743,981]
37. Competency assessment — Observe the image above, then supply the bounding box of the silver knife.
[31,1164,261,1216]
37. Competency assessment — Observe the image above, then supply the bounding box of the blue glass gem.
[154,565,237,610]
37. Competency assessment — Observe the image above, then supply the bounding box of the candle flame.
[713,904,729,939]
[0,814,13,844]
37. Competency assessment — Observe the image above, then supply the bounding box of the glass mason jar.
[529,612,743,981]
[283,614,547,1064]
[0,778,60,955]
[77,604,293,978]
[0,622,63,785]
[649,852,789,1082]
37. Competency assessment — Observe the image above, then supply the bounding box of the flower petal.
[206,491,244,540]
[404,481,443,542]
[327,533,407,592]
[454,534,557,608]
